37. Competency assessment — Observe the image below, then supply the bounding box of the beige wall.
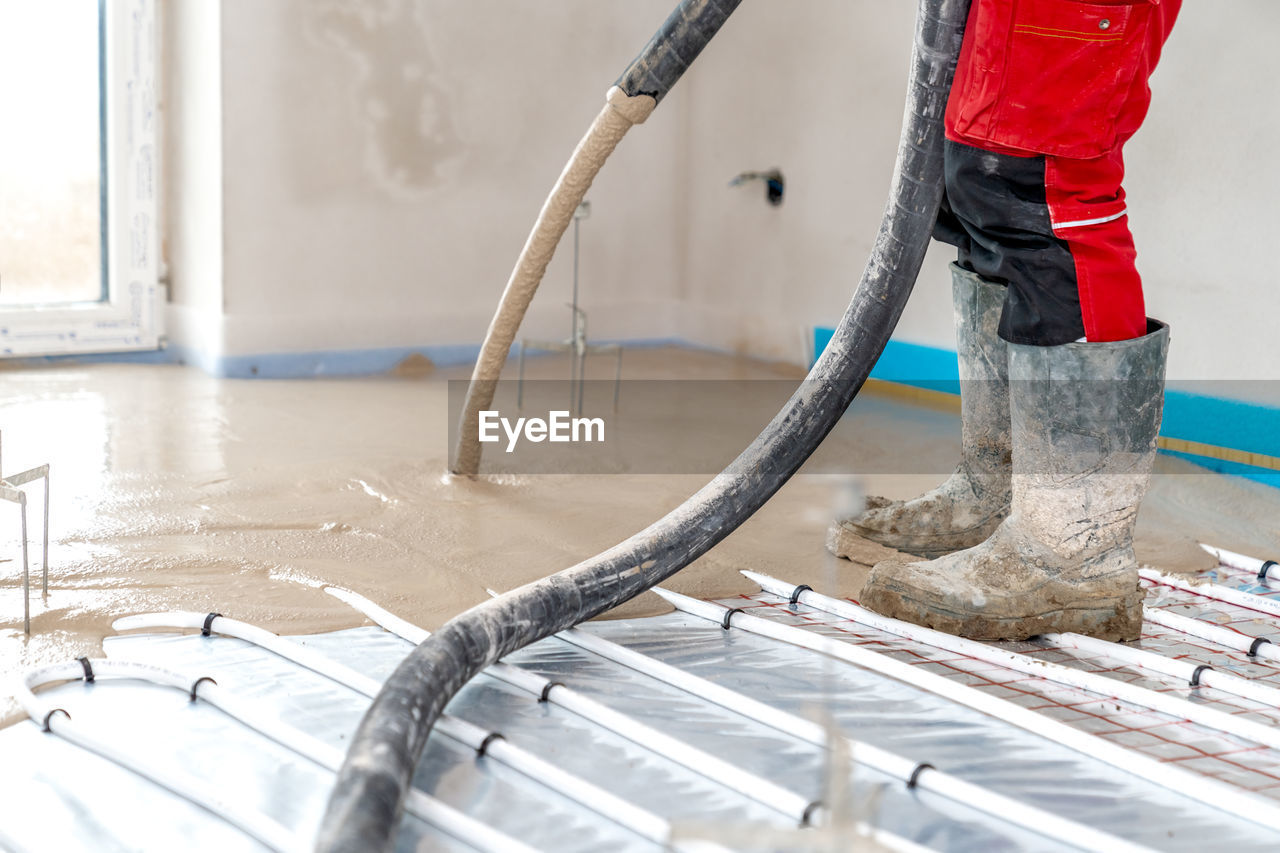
[163,0,224,369]
[1127,1,1280,388]
[677,0,945,366]
[169,0,689,364]
[165,1,1280,388]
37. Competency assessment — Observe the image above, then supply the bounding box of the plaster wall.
[212,0,686,359]
[165,1,1280,394]
[162,0,224,366]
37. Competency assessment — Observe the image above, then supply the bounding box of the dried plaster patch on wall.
[305,0,462,197]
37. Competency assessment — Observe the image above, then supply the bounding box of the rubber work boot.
[860,320,1170,642]
[828,263,1011,561]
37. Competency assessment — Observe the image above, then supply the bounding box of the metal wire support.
[0,431,51,636]
[517,200,623,415]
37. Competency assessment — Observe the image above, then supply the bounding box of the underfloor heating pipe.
[743,570,1280,747]
[326,584,1158,853]
[322,1,973,848]
[1044,629,1280,708]
[1142,568,1280,621]
[325,586,957,851]
[1200,543,1280,580]
[112,612,732,853]
[1143,606,1280,666]
[656,585,1280,833]
[322,586,820,826]
[20,657,535,853]
[15,659,303,853]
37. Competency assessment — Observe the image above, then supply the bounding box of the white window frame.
[0,0,161,358]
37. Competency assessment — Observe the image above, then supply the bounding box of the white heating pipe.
[111,612,725,853]
[1045,630,1280,708]
[329,586,1154,853]
[742,570,1280,749]
[1131,541,1280,664]
[25,657,535,853]
[1142,607,1280,666]
[1201,543,1279,580]
[553,625,1164,853]
[14,660,303,853]
[1141,568,1280,621]
[653,585,1280,834]
[323,587,816,825]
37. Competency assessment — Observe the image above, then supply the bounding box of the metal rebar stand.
[1,432,50,637]
[517,200,623,414]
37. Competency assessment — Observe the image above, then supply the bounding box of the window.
[0,0,160,357]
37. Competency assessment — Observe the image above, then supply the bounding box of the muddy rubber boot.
[860,320,1170,642]
[828,263,1011,561]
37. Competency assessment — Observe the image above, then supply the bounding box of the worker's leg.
[1043,153,1147,343]
[828,263,1011,560]
[858,147,1170,641]
[861,322,1167,641]
[829,138,1145,563]
[941,139,1147,346]
[853,1,1180,639]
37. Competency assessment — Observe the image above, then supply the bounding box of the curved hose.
[452,0,744,476]
[319,1,971,850]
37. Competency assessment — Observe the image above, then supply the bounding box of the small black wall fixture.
[730,169,785,206]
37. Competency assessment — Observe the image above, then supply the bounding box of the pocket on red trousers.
[948,0,1156,159]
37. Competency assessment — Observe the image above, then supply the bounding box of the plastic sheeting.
[0,605,1278,851]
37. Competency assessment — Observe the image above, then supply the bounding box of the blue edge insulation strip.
[814,327,1280,490]
[13,331,1278,489]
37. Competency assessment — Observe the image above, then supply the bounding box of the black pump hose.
[316,1,971,849]
[617,0,743,104]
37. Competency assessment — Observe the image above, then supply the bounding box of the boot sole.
[826,517,1003,562]
[860,585,1145,643]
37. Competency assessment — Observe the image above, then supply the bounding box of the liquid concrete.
[2,347,1276,724]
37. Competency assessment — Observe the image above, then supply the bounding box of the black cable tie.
[800,800,823,827]
[907,762,934,789]
[538,682,564,703]
[42,708,70,732]
[77,656,95,683]
[1249,637,1273,657]
[201,612,222,637]
[1189,664,1213,688]
[189,676,217,702]
[1259,560,1277,581]
[476,732,505,757]
[721,608,745,630]
[789,584,813,606]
